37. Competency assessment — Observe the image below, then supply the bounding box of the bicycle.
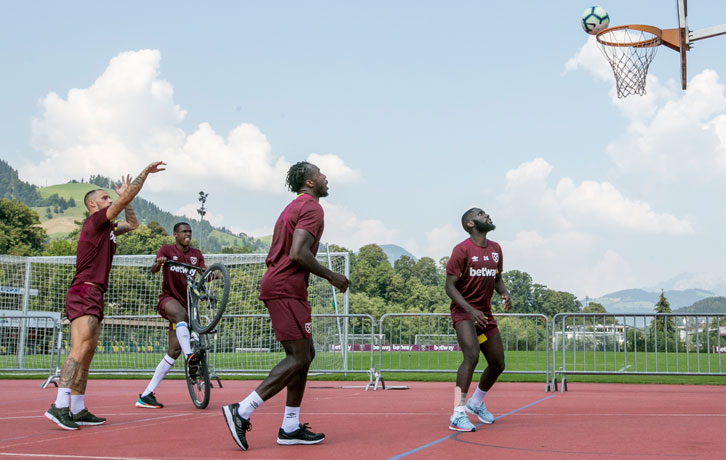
[164,260,230,409]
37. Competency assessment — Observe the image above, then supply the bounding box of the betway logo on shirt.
[169,265,196,276]
[469,266,497,277]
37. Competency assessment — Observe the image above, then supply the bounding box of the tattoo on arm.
[115,204,138,235]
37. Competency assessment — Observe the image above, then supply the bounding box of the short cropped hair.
[83,189,103,209]
[461,208,478,233]
[173,222,191,233]
[285,161,313,193]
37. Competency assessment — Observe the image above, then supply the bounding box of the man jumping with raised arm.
[44,161,165,430]
[445,207,511,432]
[222,161,349,451]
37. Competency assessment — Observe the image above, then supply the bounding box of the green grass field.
[3,349,724,385]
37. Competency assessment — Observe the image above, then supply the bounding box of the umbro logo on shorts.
[305,323,312,334]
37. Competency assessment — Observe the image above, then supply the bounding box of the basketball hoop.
[596,25,662,98]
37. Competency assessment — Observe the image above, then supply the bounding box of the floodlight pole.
[197,191,208,251]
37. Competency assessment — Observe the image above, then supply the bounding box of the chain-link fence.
[0,252,349,381]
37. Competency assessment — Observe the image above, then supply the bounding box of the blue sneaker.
[449,412,476,432]
[465,400,494,424]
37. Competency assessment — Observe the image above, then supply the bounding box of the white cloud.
[307,153,361,187]
[606,70,726,181]
[19,49,358,196]
[502,230,634,298]
[502,158,693,235]
[422,224,461,261]
[321,201,400,251]
[564,36,612,81]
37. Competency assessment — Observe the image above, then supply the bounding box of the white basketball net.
[596,27,661,98]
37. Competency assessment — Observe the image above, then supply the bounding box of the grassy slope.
[33,183,252,246]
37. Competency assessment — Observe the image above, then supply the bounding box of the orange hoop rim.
[596,24,663,48]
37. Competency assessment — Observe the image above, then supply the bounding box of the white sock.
[237,391,263,420]
[142,355,175,397]
[469,387,487,407]
[70,394,85,414]
[175,322,193,357]
[54,388,71,408]
[281,406,301,433]
[453,405,466,417]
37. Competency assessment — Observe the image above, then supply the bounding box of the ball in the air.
[582,6,610,35]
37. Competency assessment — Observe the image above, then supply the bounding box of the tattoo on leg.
[59,358,80,388]
[71,367,90,394]
[88,316,100,334]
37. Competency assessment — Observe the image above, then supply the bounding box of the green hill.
[0,160,268,252]
[674,296,726,314]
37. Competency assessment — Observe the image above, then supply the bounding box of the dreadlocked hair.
[286,161,312,193]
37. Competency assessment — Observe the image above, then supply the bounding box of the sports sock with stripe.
[142,354,175,397]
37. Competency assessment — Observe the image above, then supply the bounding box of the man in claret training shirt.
[135,222,205,409]
[222,161,349,451]
[44,161,165,430]
[445,208,511,432]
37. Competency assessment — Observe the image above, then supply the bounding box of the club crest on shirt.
[305,322,312,334]
[190,256,198,265]
[492,252,499,263]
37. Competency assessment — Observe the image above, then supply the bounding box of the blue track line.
[387,393,558,460]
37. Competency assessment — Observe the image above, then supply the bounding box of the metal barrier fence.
[377,313,551,391]
[212,313,376,379]
[551,313,726,391]
[0,314,60,383]
[0,252,349,381]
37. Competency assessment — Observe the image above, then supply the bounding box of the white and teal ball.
[582,6,610,35]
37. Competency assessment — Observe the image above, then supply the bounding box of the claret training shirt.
[260,194,325,301]
[445,238,503,311]
[157,244,205,306]
[70,206,117,291]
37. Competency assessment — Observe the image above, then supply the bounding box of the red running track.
[0,379,724,459]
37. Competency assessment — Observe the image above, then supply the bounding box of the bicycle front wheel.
[185,344,211,409]
[190,263,230,334]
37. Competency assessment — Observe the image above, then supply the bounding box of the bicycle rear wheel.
[185,338,211,409]
[190,263,230,334]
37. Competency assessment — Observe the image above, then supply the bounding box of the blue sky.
[2,1,726,298]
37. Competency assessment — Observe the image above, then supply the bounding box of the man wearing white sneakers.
[445,207,511,432]
[135,222,204,409]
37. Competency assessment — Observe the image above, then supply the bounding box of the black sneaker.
[71,408,106,426]
[187,353,201,380]
[44,404,79,430]
[136,393,164,408]
[222,403,251,451]
[277,423,325,445]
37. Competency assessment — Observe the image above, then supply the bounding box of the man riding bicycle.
[136,222,205,409]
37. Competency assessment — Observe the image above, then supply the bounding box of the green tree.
[0,198,46,255]
[650,290,679,352]
[412,257,440,286]
[582,301,615,323]
[351,244,394,299]
[43,239,77,256]
[116,222,174,255]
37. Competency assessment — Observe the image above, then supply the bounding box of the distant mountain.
[648,272,726,296]
[379,244,417,265]
[587,288,716,314]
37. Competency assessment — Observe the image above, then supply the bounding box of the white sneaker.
[449,413,476,432]
[465,400,494,424]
